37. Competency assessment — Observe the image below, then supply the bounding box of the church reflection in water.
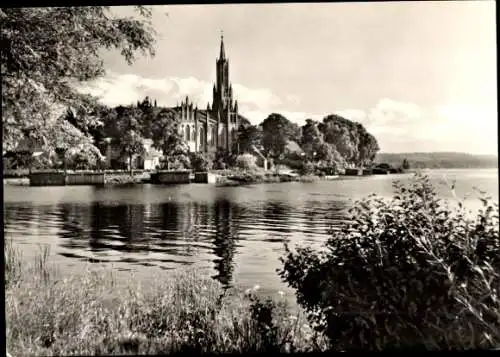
[55,198,242,287]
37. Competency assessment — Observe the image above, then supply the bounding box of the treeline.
[1,6,380,173]
[376,152,499,169]
[234,113,380,171]
[5,94,381,173]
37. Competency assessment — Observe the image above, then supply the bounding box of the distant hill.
[375,152,498,169]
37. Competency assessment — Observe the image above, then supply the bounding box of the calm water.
[3,169,499,295]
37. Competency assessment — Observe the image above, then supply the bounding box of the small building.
[102,138,162,170]
[138,139,162,170]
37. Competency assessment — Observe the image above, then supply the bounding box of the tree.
[261,113,296,160]
[150,108,189,169]
[402,158,410,170]
[300,119,324,161]
[1,6,156,155]
[115,106,145,174]
[190,152,212,172]
[318,114,379,167]
[235,124,262,154]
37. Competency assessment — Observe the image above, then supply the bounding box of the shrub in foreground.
[6,244,323,356]
[279,173,500,350]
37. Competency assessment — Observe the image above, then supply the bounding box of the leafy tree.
[1,6,156,155]
[402,158,410,170]
[261,113,296,160]
[357,127,379,167]
[317,114,379,167]
[190,152,212,172]
[115,106,145,174]
[300,119,324,161]
[235,124,262,154]
[65,143,104,170]
[150,108,189,169]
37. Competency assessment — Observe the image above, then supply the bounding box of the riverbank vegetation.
[5,241,322,356]
[280,173,500,350]
[6,174,499,353]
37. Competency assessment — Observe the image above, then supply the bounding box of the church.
[174,34,241,154]
[107,34,245,170]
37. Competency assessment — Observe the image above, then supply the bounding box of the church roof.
[219,32,226,60]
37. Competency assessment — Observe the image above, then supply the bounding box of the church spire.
[219,30,225,60]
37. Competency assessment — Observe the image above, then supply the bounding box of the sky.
[80,1,498,154]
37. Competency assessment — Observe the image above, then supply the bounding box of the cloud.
[77,71,285,112]
[76,74,497,154]
[361,100,497,154]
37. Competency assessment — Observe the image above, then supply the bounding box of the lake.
[3,169,499,297]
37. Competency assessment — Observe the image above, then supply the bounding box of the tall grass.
[5,242,321,356]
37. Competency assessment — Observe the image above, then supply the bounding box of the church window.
[191,126,196,141]
[185,125,190,141]
[221,129,226,148]
[199,127,205,147]
[212,126,217,145]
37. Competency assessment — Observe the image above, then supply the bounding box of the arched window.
[191,126,196,141]
[185,125,190,141]
[212,126,217,146]
[221,129,226,148]
[199,127,205,147]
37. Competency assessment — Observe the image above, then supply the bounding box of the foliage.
[213,147,237,170]
[300,119,323,160]
[190,152,213,172]
[279,173,500,350]
[236,124,263,154]
[2,6,156,156]
[299,162,315,176]
[236,153,258,171]
[402,158,410,170]
[318,114,379,167]
[114,106,145,172]
[5,239,22,289]
[262,113,299,160]
[5,244,320,355]
[65,143,104,170]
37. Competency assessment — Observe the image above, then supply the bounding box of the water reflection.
[6,170,495,291]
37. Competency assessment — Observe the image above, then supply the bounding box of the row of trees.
[236,113,380,171]
[85,105,381,172]
[2,7,380,173]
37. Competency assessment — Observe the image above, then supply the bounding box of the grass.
[5,242,325,356]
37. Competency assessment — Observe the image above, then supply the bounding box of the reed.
[5,242,320,356]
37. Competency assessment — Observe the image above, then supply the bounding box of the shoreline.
[3,169,418,187]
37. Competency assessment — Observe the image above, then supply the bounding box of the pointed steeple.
[219,30,225,60]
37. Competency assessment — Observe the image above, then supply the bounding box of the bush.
[299,162,315,176]
[190,153,213,172]
[236,153,257,171]
[277,158,304,171]
[279,173,500,351]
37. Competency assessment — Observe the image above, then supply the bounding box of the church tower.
[211,32,239,152]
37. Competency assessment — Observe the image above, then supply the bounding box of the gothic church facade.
[176,34,240,154]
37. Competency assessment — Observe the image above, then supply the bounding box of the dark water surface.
[3,169,498,295]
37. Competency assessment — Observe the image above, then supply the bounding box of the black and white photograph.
[2,1,499,354]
